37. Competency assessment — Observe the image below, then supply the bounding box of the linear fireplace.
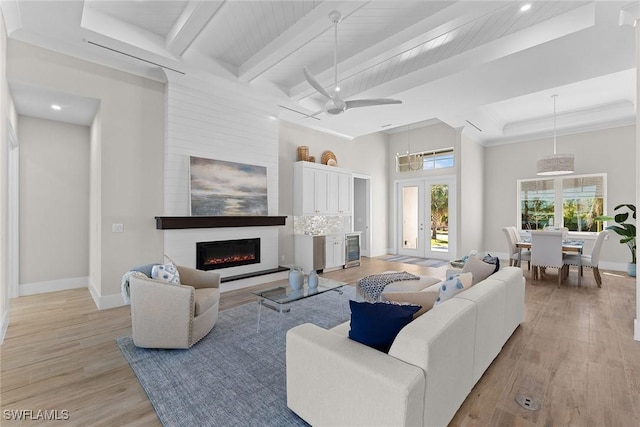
[196,238,261,271]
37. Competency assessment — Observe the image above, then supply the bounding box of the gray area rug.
[117,285,355,427]
[379,254,449,268]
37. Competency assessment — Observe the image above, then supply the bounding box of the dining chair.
[530,230,565,287]
[563,230,610,287]
[503,226,530,268]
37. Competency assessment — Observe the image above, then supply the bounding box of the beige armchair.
[129,265,221,349]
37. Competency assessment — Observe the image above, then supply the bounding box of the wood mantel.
[155,216,287,230]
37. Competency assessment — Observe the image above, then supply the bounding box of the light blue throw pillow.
[151,263,180,285]
[434,276,465,306]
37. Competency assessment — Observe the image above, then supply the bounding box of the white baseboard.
[87,278,127,310]
[19,277,88,296]
[0,308,9,345]
[635,319,640,342]
[220,270,288,293]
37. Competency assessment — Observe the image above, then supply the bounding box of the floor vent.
[515,395,541,411]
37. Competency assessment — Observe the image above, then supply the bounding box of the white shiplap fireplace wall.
[163,73,282,291]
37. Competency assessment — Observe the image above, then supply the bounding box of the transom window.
[396,148,454,172]
[517,173,606,233]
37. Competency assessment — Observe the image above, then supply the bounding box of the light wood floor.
[1,257,639,426]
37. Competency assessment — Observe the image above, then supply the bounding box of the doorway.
[353,174,371,257]
[396,176,456,260]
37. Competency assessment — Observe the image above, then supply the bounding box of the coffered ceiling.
[2,0,637,143]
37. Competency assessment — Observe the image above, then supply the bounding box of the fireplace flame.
[204,254,256,265]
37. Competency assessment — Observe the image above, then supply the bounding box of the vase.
[628,263,636,277]
[289,267,304,290]
[308,270,319,289]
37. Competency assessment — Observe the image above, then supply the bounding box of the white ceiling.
[1,0,637,143]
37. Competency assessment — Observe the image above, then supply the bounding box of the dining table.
[516,238,585,286]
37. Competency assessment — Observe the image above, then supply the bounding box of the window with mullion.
[517,173,606,234]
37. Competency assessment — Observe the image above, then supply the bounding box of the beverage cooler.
[344,232,361,268]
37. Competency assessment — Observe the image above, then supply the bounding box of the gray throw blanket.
[357,271,420,302]
[120,263,157,304]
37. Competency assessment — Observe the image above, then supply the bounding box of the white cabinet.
[324,234,345,270]
[337,172,352,215]
[294,161,352,216]
[301,166,329,214]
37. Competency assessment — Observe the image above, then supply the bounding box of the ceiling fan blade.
[303,67,332,99]
[345,99,403,110]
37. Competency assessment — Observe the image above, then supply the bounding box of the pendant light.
[537,94,574,175]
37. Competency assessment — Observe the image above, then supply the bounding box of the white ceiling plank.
[289,0,509,99]
[237,1,368,83]
[81,6,177,60]
[165,0,225,56]
[4,1,635,141]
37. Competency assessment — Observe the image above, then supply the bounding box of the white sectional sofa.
[286,266,525,427]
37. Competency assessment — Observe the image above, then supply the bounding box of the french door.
[397,177,455,260]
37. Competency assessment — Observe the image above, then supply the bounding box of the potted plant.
[606,204,636,277]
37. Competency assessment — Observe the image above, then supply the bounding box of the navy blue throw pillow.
[348,300,421,353]
[482,254,500,273]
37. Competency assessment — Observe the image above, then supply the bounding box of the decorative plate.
[321,150,337,166]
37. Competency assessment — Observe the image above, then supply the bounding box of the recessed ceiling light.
[51,104,61,110]
[520,4,532,12]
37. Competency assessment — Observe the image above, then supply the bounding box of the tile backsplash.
[294,216,351,235]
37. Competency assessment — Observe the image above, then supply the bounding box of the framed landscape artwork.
[189,156,268,216]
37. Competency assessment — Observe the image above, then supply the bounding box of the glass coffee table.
[252,277,347,332]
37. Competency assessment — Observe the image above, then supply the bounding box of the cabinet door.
[338,173,352,215]
[327,173,340,214]
[301,167,316,214]
[333,237,345,267]
[325,236,345,269]
[314,170,329,214]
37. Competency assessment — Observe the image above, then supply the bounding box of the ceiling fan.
[303,10,402,116]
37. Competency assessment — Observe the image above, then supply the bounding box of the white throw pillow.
[151,263,180,285]
[461,256,496,285]
[447,271,473,290]
[434,276,465,306]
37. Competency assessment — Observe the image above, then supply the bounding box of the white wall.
[0,8,9,341]
[484,125,635,267]
[459,131,484,256]
[89,107,102,297]
[279,120,389,262]
[163,73,281,282]
[7,40,165,308]
[18,116,89,290]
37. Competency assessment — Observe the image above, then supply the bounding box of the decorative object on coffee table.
[321,150,337,166]
[308,270,319,289]
[289,267,304,290]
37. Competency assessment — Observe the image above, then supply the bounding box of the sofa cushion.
[151,263,180,285]
[435,276,465,306]
[382,290,439,318]
[194,288,220,317]
[382,275,441,293]
[461,256,496,285]
[348,300,420,353]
